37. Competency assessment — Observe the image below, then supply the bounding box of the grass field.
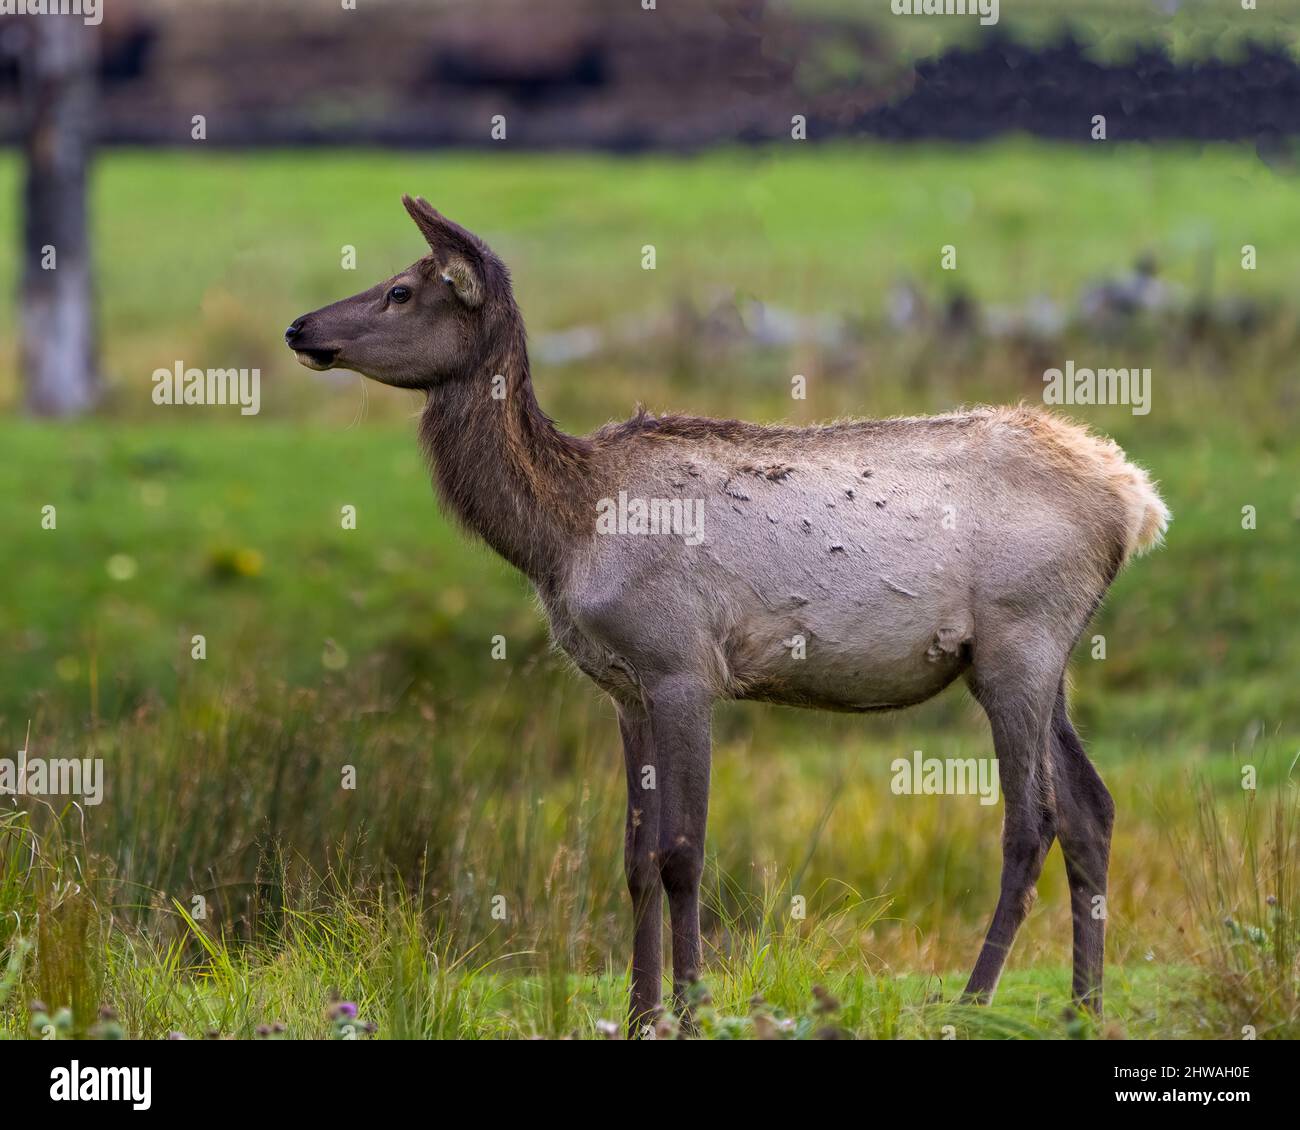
[0,142,1297,1038]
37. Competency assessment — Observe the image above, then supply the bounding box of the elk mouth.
[293,347,339,371]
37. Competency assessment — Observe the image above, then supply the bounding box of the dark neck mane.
[418,315,593,586]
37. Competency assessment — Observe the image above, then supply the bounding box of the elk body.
[287,198,1169,1033]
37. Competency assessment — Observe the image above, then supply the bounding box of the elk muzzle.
[284,315,339,370]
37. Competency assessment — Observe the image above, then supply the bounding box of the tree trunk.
[20,15,100,417]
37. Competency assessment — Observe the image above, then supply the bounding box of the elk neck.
[418,313,594,586]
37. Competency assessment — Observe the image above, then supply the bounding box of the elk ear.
[440,256,484,308]
[403,194,445,246]
[402,195,485,307]
[402,194,471,254]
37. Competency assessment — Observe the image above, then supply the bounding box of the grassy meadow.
[0,142,1297,1039]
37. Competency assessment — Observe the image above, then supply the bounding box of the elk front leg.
[645,676,713,1022]
[619,702,662,1037]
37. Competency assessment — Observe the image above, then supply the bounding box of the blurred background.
[0,0,1296,1039]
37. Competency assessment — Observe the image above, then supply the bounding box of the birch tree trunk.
[20,15,100,417]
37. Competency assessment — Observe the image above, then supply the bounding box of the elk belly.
[727,605,972,712]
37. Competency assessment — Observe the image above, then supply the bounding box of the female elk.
[287,198,1168,1033]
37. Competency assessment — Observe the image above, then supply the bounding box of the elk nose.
[284,318,304,343]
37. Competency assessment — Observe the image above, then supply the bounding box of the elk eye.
[390,285,412,304]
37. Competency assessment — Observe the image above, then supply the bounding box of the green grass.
[1,408,1294,743]
[3,141,1300,413]
[0,143,1297,1038]
[1,770,1293,1039]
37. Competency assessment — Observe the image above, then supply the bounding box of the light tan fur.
[1003,405,1170,560]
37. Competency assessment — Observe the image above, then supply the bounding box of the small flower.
[232,548,263,577]
[106,554,138,581]
[91,1019,124,1041]
[652,1013,678,1041]
[812,984,840,1014]
[685,979,712,1008]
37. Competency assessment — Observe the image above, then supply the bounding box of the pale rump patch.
[991,405,1170,561]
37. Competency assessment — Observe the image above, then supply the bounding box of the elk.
[286,197,1169,1034]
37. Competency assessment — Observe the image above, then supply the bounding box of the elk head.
[285,196,502,389]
